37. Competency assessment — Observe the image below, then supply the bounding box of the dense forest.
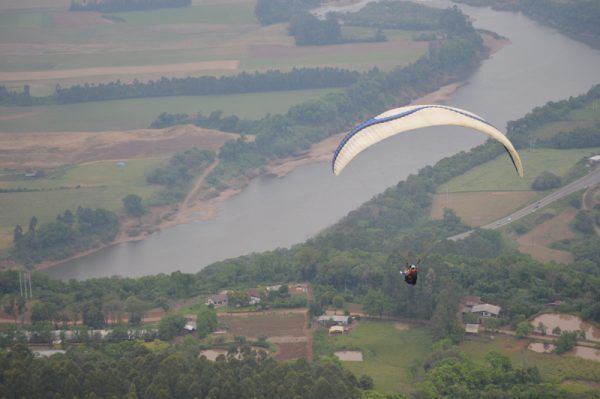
[69,0,191,12]
[0,68,360,106]
[0,343,362,399]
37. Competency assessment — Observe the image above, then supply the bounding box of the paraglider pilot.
[400,263,418,285]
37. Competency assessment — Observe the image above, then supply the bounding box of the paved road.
[448,166,600,241]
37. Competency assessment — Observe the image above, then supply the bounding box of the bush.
[531,171,561,191]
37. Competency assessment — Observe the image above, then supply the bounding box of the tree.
[516,321,534,337]
[124,296,150,325]
[196,307,218,338]
[531,171,561,191]
[552,326,561,336]
[123,194,145,217]
[158,313,186,341]
[555,331,578,355]
[332,295,344,313]
[358,375,374,390]
[536,321,547,335]
[2,294,25,325]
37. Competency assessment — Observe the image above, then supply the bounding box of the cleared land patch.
[218,311,306,339]
[431,190,538,226]
[516,207,577,263]
[0,125,236,168]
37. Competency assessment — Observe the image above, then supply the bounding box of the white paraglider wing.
[332,105,524,177]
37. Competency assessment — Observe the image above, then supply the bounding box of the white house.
[471,304,501,318]
[184,321,197,332]
[206,293,228,307]
[317,315,350,326]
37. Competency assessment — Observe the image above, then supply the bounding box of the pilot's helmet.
[410,265,416,270]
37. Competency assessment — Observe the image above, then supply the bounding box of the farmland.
[314,321,432,393]
[0,88,342,132]
[0,158,166,229]
[0,0,427,95]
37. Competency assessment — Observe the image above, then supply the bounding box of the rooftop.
[471,304,501,315]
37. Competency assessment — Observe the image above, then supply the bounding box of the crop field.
[431,190,539,227]
[315,321,432,393]
[218,311,306,339]
[438,148,600,193]
[460,335,600,384]
[0,88,340,132]
[0,158,165,229]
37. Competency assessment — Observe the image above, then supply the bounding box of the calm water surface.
[46,1,600,279]
[531,313,600,342]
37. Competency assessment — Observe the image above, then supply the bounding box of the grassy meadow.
[0,88,342,132]
[0,158,165,235]
[438,147,600,193]
[315,321,432,393]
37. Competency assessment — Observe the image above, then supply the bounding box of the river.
[45,0,600,279]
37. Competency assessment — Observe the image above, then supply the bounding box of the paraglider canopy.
[332,104,524,177]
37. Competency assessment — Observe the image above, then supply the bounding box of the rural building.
[463,296,482,308]
[184,321,197,332]
[588,155,600,164]
[329,325,345,335]
[465,324,480,335]
[317,315,350,326]
[246,289,262,305]
[266,284,282,292]
[471,304,501,318]
[206,293,228,307]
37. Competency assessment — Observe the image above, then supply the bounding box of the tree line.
[69,0,191,13]
[0,342,362,399]
[0,67,360,106]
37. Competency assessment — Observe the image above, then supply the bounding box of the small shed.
[329,325,344,335]
[465,324,480,335]
[184,321,197,332]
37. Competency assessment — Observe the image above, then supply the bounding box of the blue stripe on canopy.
[332,105,495,173]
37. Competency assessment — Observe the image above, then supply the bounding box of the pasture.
[438,147,600,193]
[314,321,432,393]
[0,158,165,230]
[0,88,342,132]
[431,190,539,227]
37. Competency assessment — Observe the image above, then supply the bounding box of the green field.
[0,158,165,229]
[315,321,432,393]
[460,335,600,384]
[438,147,600,193]
[0,88,341,132]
